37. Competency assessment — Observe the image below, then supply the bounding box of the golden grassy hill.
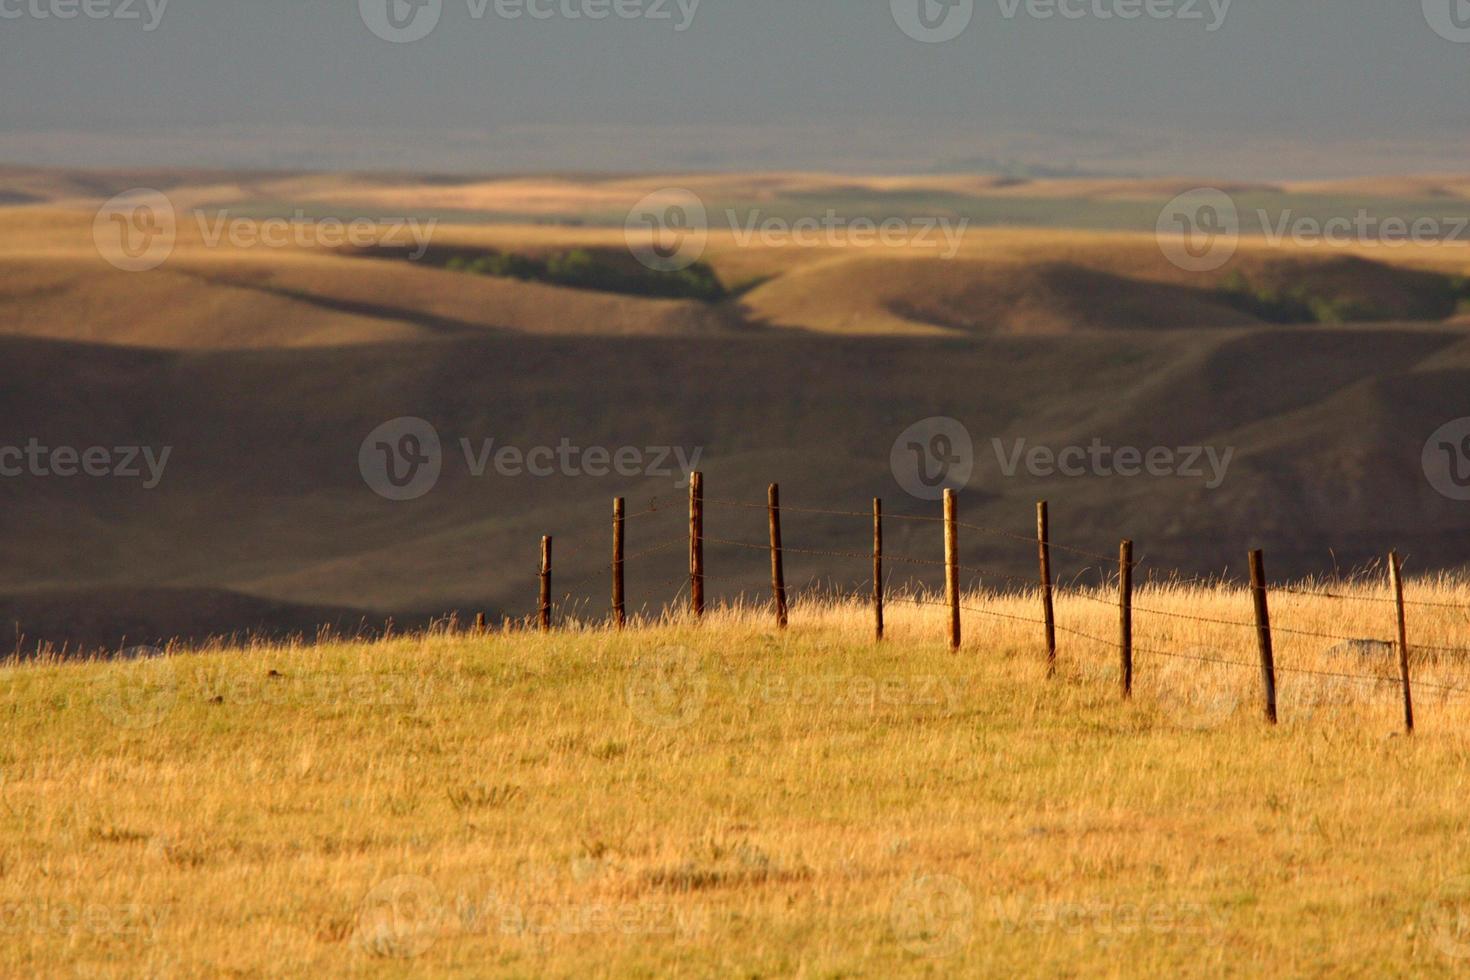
[2,167,1469,650]
[0,209,736,348]
[2,200,1465,350]
[5,591,1470,975]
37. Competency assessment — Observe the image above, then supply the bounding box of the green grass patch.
[439,247,727,302]
[1214,269,1463,325]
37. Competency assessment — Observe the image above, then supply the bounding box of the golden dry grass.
[4,580,1470,977]
[3,198,1466,349]
[6,164,1470,352]
[8,168,1458,215]
[0,209,731,348]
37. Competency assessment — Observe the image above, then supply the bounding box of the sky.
[2,0,1468,177]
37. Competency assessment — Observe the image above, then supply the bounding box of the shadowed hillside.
[738,256,1260,334]
[3,325,1470,652]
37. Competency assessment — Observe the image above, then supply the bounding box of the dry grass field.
[2,208,1465,348]
[5,580,1470,977]
[3,167,1468,351]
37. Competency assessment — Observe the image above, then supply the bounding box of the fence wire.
[1272,584,1470,612]
[508,487,1470,717]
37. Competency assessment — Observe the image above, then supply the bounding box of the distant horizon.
[5,1,1468,181]
[4,162,1470,186]
[2,119,1468,184]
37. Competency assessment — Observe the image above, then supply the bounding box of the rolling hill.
[1,168,1469,652]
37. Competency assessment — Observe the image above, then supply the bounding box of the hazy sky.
[2,0,1468,176]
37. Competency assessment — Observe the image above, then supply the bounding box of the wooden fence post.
[944,488,960,650]
[873,498,884,642]
[689,472,704,619]
[612,497,626,630]
[1038,501,1057,675]
[768,483,788,629]
[1389,550,1414,734]
[1119,539,1133,699]
[1248,549,1278,725]
[539,535,553,632]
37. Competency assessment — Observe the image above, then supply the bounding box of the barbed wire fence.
[495,473,1470,734]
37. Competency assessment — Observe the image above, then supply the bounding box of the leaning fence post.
[1248,549,1278,724]
[612,498,626,630]
[873,498,884,642]
[1038,501,1057,675]
[539,535,553,633]
[768,483,788,629]
[1119,539,1133,699]
[689,472,704,619]
[944,488,960,650]
[1389,550,1415,734]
